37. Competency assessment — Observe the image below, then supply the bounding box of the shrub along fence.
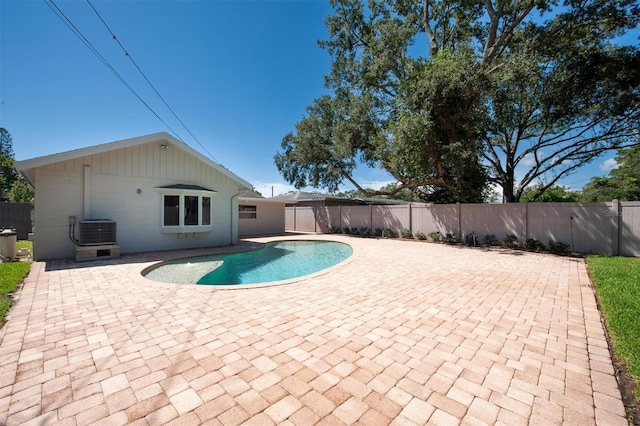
[285,200,640,256]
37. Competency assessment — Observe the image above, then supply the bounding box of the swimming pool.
[143,240,353,285]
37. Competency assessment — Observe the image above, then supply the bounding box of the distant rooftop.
[270,190,409,205]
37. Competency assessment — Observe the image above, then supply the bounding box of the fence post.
[457,202,462,242]
[525,202,529,242]
[370,204,373,232]
[314,206,317,233]
[611,199,620,256]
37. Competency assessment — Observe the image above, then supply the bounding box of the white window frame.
[239,205,257,220]
[156,187,216,233]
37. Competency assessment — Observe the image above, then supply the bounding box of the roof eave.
[14,132,253,191]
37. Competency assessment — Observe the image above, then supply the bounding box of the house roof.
[238,190,288,203]
[156,184,217,192]
[15,132,252,190]
[270,190,409,205]
[270,191,330,202]
[238,190,265,199]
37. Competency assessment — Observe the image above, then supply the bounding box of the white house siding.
[238,200,285,237]
[31,141,242,260]
[32,169,84,260]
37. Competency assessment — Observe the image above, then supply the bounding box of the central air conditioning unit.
[79,219,117,245]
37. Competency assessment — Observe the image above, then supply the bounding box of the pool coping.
[130,237,355,290]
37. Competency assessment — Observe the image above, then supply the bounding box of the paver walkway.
[0,235,628,425]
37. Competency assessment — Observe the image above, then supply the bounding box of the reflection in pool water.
[143,240,352,285]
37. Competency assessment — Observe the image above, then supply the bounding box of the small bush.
[525,238,545,251]
[416,231,427,240]
[503,234,519,248]
[482,234,498,246]
[330,226,342,234]
[443,233,457,244]
[428,231,442,242]
[384,228,398,238]
[374,228,383,237]
[401,229,413,239]
[343,226,352,235]
[359,227,371,237]
[464,232,477,246]
[548,240,570,254]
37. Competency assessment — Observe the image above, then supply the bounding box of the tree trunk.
[502,161,516,203]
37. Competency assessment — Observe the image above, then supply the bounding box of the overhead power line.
[42,0,184,141]
[42,0,219,164]
[85,0,218,163]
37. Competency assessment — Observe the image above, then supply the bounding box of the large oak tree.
[275,0,640,202]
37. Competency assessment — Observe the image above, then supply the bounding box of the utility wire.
[42,0,187,149]
[85,0,218,163]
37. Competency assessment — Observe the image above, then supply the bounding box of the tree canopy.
[0,128,34,203]
[520,184,579,202]
[274,0,640,203]
[0,128,18,200]
[580,144,640,201]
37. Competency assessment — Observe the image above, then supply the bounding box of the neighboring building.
[238,190,287,237]
[272,190,411,233]
[15,133,252,260]
[271,190,409,207]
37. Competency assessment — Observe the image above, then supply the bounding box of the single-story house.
[16,132,252,260]
[238,190,287,237]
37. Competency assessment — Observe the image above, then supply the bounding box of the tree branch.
[422,0,438,56]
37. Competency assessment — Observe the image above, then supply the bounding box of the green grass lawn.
[0,240,32,327]
[0,260,31,327]
[588,255,640,403]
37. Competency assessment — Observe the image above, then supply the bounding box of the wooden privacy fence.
[285,201,640,256]
[0,202,34,240]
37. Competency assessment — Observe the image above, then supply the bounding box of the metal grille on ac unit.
[79,219,117,245]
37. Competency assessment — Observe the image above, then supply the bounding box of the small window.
[239,205,257,219]
[202,197,211,225]
[164,195,180,226]
[184,196,199,225]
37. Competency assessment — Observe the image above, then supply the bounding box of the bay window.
[156,184,216,233]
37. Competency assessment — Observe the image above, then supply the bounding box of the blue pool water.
[143,240,352,285]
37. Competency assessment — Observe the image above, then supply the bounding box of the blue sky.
[0,0,625,198]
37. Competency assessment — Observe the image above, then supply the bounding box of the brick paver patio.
[0,235,628,425]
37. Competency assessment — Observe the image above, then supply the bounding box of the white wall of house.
[238,199,285,237]
[30,140,244,260]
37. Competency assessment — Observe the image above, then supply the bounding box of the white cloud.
[520,153,536,167]
[356,179,397,191]
[600,158,618,172]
